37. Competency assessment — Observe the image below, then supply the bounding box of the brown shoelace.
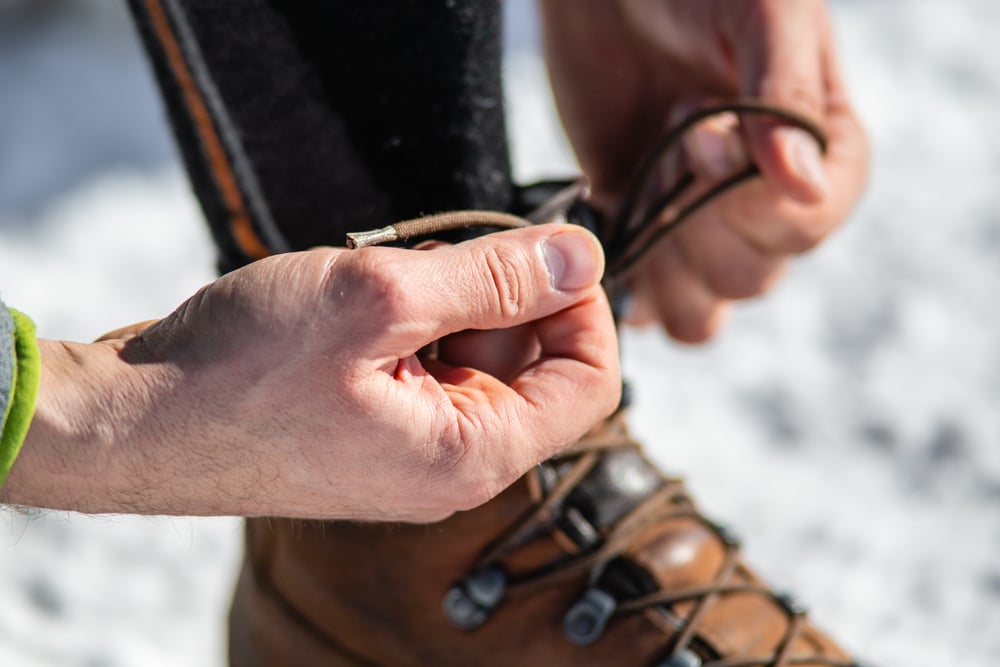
[346,99,827,284]
[463,423,855,666]
[349,101,850,665]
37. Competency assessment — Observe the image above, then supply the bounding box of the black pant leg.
[129,0,513,273]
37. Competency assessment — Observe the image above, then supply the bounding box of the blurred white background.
[1,1,998,664]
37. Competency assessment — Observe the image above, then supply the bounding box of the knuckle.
[703,260,775,300]
[576,348,621,419]
[480,245,527,320]
[759,76,823,117]
[783,81,824,116]
[665,317,717,345]
[334,248,408,323]
[661,302,724,344]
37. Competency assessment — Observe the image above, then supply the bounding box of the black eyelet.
[563,588,617,646]
[442,565,507,630]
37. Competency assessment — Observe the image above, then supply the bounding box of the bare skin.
[1,225,620,522]
[541,0,869,341]
[2,1,870,521]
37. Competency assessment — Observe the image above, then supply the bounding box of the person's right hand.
[542,0,868,342]
[2,224,619,522]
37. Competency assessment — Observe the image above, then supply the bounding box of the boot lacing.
[462,426,855,666]
[344,98,826,287]
[350,101,853,667]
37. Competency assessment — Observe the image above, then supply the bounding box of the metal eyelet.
[563,588,617,646]
[442,565,507,630]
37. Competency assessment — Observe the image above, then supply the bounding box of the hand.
[1,224,619,522]
[541,0,869,341]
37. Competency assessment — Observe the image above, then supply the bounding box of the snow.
[1,1,998,664]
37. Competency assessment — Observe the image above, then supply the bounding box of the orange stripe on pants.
[143,0,272,261]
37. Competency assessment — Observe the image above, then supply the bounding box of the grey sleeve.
[0,298,15,422]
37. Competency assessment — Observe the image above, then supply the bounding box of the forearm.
[1,334,333,518]
[0,337,260,517]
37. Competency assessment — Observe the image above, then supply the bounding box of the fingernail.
[779,126,829,193]
[543,231,603,291]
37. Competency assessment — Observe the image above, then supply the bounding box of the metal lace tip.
[345,226,400,249]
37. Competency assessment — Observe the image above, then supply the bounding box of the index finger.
[431,285,620,490]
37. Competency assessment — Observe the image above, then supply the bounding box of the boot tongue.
[559,447,662,530]
[550,447,728,592]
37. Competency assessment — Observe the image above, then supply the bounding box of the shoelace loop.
[350,100,847,666]
[346,99,828,288]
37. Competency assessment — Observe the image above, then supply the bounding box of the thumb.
[729,0,829,203]
[355,223,606,354]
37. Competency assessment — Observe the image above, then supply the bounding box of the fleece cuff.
[0,309,41,489]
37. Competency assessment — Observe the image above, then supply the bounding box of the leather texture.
[228,416,853,666]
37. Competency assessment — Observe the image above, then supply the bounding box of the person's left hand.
[541,0,869,342]
[5,225,618,522]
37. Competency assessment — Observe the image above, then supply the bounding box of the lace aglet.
[346,226,399,249]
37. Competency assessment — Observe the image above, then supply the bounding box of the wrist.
[0,337,177,512]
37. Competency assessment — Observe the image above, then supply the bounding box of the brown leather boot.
[228,103,860,667]
[229,411,855,666]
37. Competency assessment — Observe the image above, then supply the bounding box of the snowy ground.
[1,1,998,665]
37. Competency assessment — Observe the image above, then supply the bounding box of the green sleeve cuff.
[0,309,41,489]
